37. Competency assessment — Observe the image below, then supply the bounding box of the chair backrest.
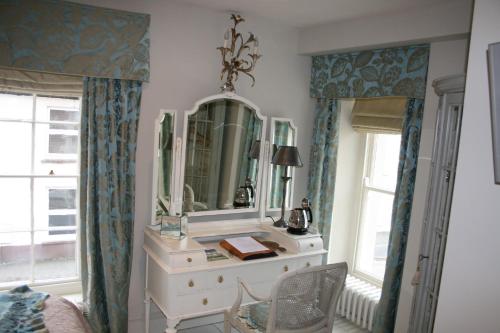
[266,262,348,333]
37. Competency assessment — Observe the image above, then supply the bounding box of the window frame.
[352,133,399,287]
[0,92,82,294]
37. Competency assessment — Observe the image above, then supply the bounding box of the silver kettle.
[287,198,313,235]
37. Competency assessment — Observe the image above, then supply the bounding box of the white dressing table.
[143,220,326,332]
[147,93,322,332]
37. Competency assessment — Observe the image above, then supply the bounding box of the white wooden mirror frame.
[266,117,298,212]
[151,109,178,224]
[179,92,267,217]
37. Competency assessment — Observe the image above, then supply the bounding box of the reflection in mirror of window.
[183,99,263,212]
[0,92,81,286]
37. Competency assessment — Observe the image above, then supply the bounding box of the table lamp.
[271,145,303,227]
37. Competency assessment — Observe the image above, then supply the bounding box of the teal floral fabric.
[0,0,150,81]
[310,45,429,99]
[307,99,340,248]
[0,285,49,333]
[372,98,424,333]
[80,77,142,333]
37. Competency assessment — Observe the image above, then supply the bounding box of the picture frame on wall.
[488,42,500,184]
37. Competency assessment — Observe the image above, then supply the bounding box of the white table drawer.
[174,273,207,296]
[297,237,324,252]
[167,251,206,268]
[295,256,323,270]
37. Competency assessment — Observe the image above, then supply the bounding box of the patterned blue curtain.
[307,99,340,248]
[372,98,424,333]
[80,77,142,333]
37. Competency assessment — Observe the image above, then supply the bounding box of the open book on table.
[219,236,278,261]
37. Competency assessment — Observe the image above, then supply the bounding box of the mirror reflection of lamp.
[271,146,303,227]
[248,140,261,159]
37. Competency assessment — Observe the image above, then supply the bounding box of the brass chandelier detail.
[217,14,262,92]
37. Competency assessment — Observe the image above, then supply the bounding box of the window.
[353,133,401,283]
[0,92,81,288]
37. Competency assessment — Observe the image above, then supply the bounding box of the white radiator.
[336,275,381,331]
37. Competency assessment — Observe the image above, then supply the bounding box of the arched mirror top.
[181,93,267,216]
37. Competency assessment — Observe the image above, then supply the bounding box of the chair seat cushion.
[237,301,270,332]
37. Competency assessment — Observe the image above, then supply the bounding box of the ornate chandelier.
[217,14,262,92]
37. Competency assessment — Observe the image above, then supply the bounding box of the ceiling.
[178,0,456,28]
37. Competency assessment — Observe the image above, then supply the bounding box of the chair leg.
[224,310,232,333]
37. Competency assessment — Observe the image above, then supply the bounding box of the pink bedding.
[43,295,92,333]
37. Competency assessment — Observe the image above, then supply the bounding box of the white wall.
[298,0,472,55]
[434,1,500,331]
[394,38,468,332]
[73,0,311,331]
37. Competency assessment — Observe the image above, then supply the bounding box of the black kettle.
[287,198,313,235]
[233,177,255,208]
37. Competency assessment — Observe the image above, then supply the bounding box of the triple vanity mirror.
[152,93,299,222]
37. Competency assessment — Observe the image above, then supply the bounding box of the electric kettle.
[287,198,313,235]
[233,177,255,208]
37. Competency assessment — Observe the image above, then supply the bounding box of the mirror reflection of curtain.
[157,114,173,214]
[270,122,291,208]
[238,112,262,189]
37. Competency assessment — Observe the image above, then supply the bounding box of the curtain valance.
[0,0,150,82]
[310,45,430,99]
[351,97,408,133]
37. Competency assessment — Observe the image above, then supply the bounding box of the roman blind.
[351,97,408,133]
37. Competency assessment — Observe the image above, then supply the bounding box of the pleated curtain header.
[0,0,150,82]
[351,97,407,133]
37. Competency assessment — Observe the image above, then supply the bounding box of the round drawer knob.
[188,280,194,287]
[310,243,314,248]
[187,257,193,263]
[284,265,289,272]
[218,275,224,283]
[202,298,208,305]
[306,262,311,267]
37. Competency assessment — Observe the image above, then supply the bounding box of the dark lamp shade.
[271,145,303,167]
[249,140,261,159]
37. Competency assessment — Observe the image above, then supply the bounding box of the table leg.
[165,317,180,333]
[144,292,151,333]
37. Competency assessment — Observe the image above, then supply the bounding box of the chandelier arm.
[239,71,256,86]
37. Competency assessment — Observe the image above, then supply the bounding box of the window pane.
[0,122,32,174]
[33,178,77,234]
[49,134,78,154]
[0,232,32,284]
[356,190,394,281]
[369,134,401,191]
[33,124,78,175]
[0,92,33,120]
[49,189,76,209]
[49,109,79,130]
[35,96,80,122]
[0,178,31,232]
[34,231,77,281]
